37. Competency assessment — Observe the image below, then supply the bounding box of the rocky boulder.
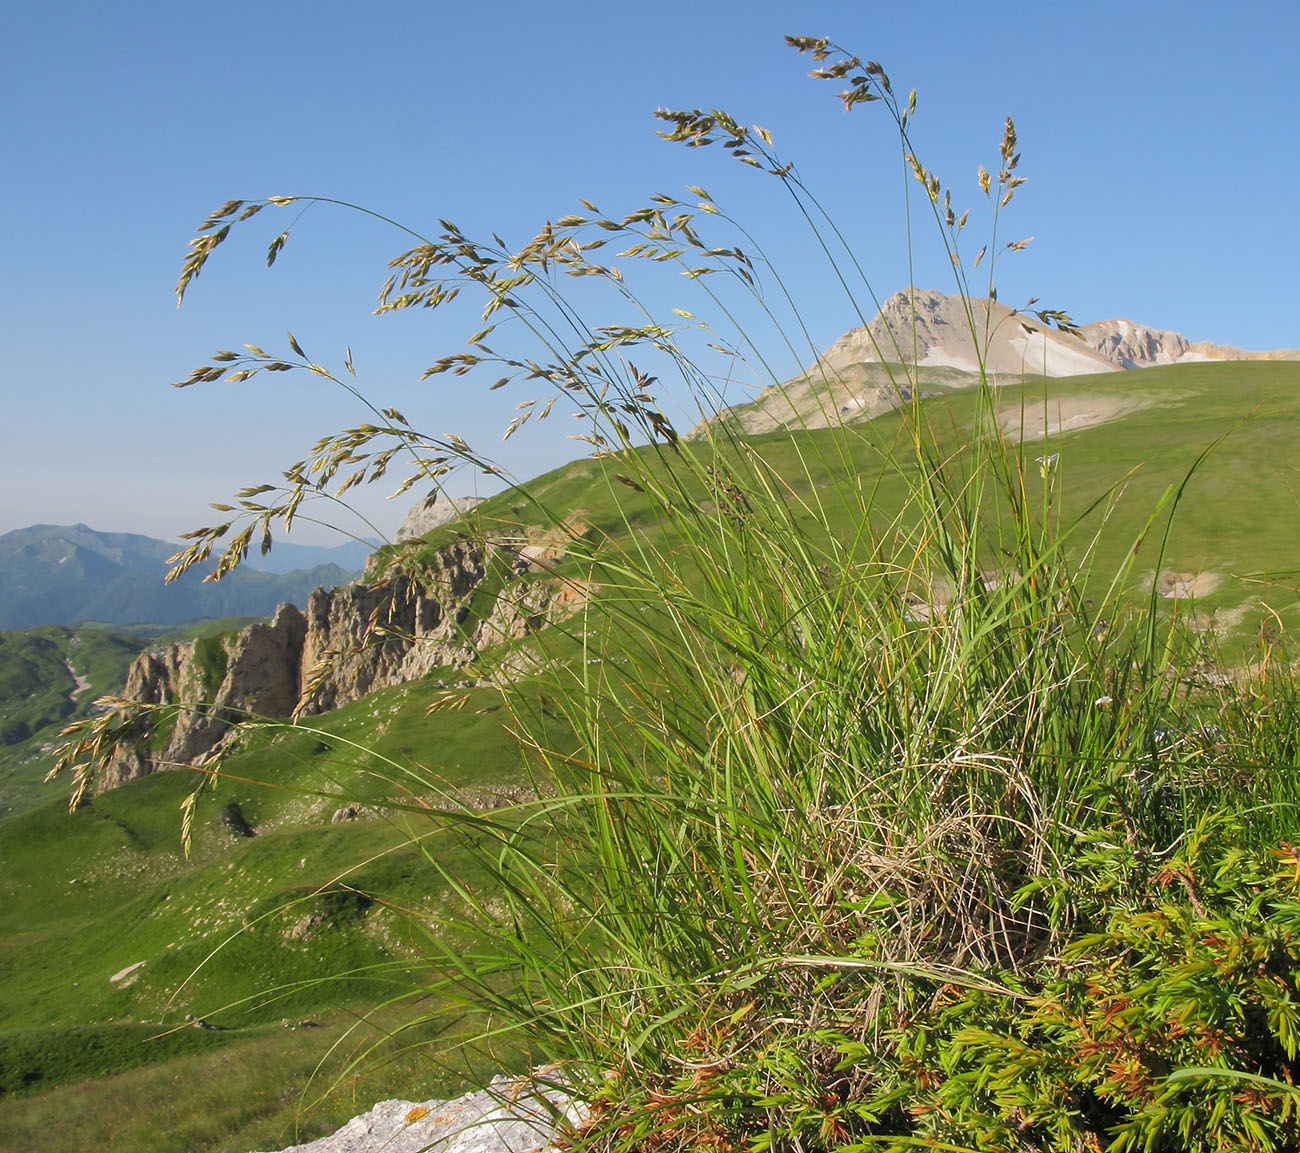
[251,1073,583,1153]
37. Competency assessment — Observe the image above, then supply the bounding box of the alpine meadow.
[36,35,1300,1153]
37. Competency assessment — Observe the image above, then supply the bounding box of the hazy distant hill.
[0,525,365,629]
[233,536,377,575]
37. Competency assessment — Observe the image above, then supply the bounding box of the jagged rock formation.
[1078,317,1300,369]
[105,604,310,787]
[1076,318,1193,369]
[299,540,488,713]
[100,538,588,790]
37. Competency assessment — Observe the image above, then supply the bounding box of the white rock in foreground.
[253,1074,583,1153]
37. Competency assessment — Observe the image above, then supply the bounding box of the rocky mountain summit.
[822,289,1299,377]
[711,289,1298,436]
[818,289,1113,377]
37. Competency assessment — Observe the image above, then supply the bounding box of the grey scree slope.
[252,1074,583,1153]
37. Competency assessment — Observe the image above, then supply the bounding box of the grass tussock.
[51,34,1300,1153]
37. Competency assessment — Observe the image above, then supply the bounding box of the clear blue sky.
[3,0,1297,545]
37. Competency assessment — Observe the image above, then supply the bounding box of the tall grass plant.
[55,35,1300,1151]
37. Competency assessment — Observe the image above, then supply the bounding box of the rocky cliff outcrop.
[298,540,487,713]
[1077,318,1190,369]
[100,537,588,790]
[102,604,309,788]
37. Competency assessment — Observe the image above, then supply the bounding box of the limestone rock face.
[251,1072,583,1153]
[102,604,307,789]
[395,494,484,542]
[298,541,486,713]
[100,538,586,789]
[1078,317,1300,369]
[820,289,1119,378]
[1078,318,1190,369]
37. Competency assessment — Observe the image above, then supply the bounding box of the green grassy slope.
[445,360,1300,647]
[0,626,144,816]
[0,617,277,820]
[0,670,541,1149]
[864,361,1300,638]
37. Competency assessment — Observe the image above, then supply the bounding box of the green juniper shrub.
[894,825,1300,1152]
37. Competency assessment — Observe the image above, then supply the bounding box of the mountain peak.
[821,290,1116,378]
[823,290,1299,377]
[699,291,1299,438]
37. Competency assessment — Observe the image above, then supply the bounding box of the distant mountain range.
[0,524,370,629]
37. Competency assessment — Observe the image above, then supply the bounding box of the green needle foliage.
[55,35,1300,1152]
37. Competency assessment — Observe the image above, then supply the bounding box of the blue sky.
[3,0,1297,546]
